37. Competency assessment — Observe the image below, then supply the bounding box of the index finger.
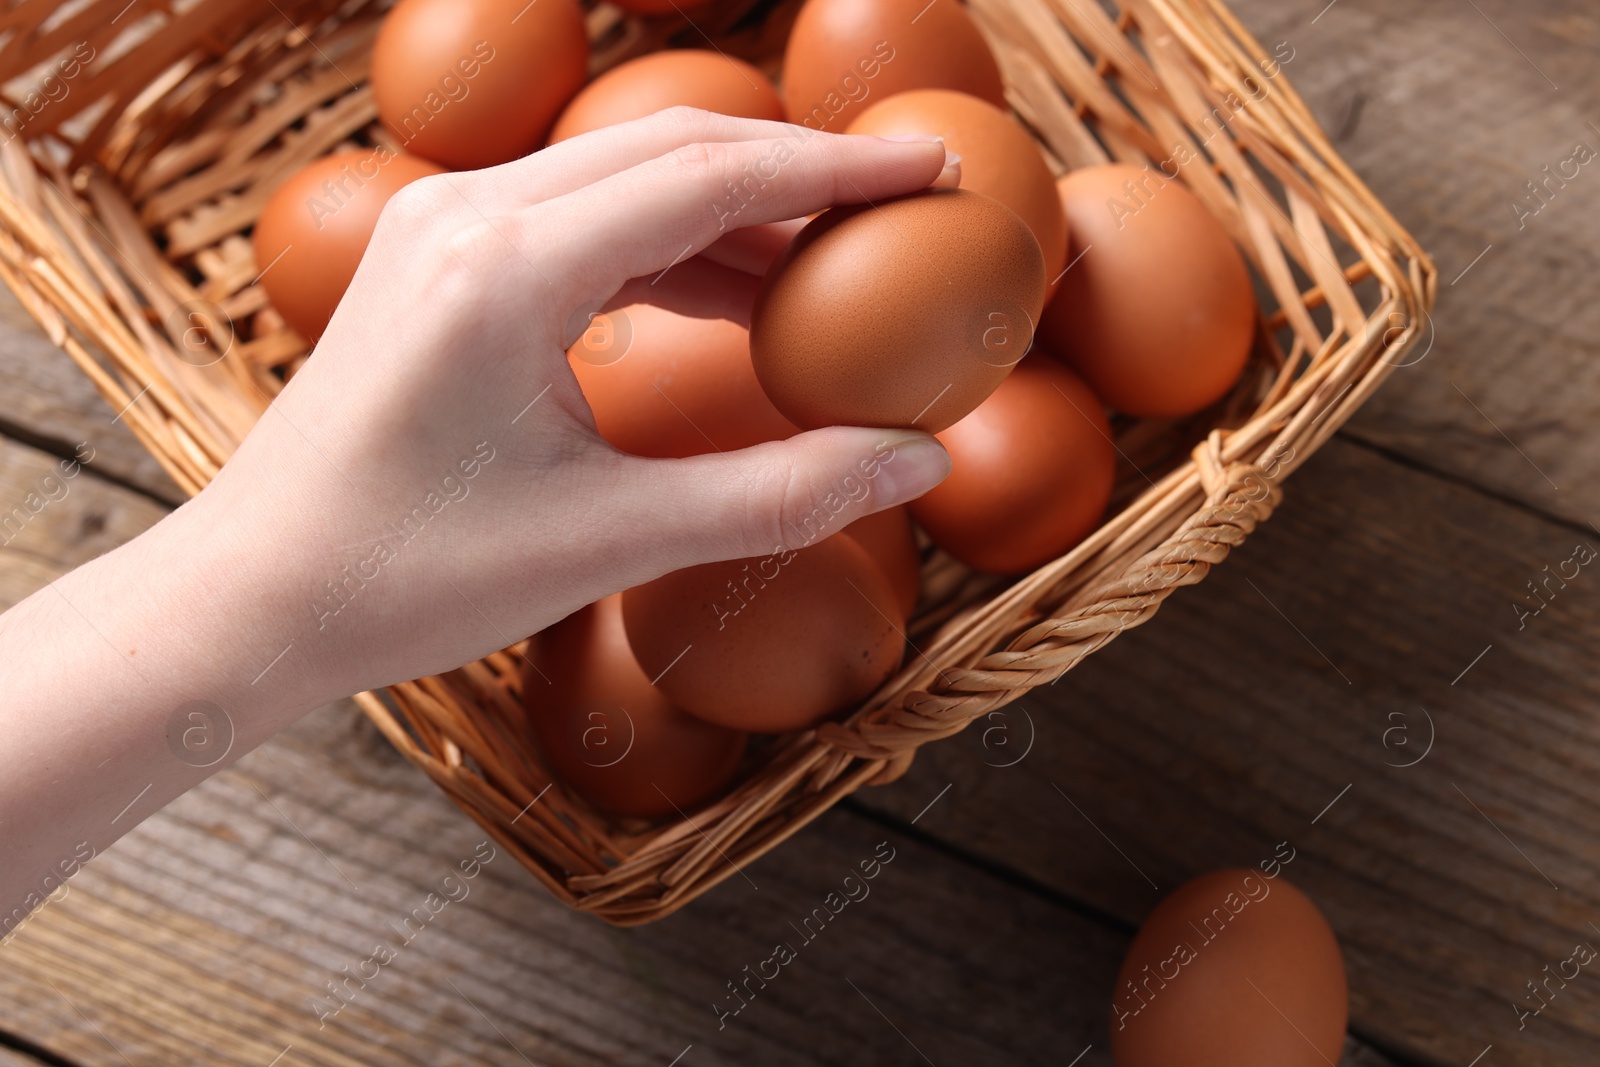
[503,128,950,307]
[450,107,887,215]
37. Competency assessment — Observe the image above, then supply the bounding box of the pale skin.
[0,110,958,924]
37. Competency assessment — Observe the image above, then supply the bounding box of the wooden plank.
[0,1046,58,1067]
[0,700,1134,1067]
[1227,0,1600,524]
[853,436,1600,1067]
[0,692,1409,1067]
[0,286,182,505]
[0,434,167,610]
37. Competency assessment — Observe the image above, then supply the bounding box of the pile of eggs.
[253,0,1257,813]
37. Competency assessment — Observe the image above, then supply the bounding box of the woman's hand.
[205,107,956,709]
[0,109,954,918]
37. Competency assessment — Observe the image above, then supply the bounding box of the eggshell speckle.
[1112,869,1348,1067]
[750,187,1046,433]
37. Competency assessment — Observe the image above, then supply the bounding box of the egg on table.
[252,147,443,341]
[1112,869,1348,1067]
[1039,163,1256,418]
[525,594,747,820]
[550,50,784,143]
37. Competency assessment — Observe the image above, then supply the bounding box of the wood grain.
[0,434,166,610]
[0,286,182,505]
[1,701,1130,1067]
[0,1047,54,1067]
[853,437,1600,1067]
[1228,0,1600,526]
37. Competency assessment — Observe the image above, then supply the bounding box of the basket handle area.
[819,435,1281,782]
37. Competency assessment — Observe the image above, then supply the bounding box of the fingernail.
[933,151,962,188]
[873,431,952,505]
[878,133,945,145]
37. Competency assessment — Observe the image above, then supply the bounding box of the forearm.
[0,491,319,924]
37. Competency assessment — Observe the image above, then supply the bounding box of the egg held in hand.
[372,0,588,169]
[252,148,444,342]
[782,0,1004,132]
[910,358,1114,574]
[1112,869,1348,1067]
[750,187,1046,434]
[846,89,1068,295]
[525,594,747,820]
[550,50,783,143]
[622,536,905,733]
[568,304,799,458]
[1039,164,1256,418]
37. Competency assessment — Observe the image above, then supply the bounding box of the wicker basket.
[0,0,1433,923]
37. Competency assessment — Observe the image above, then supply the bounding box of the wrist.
[80,483,337,734]
[0,472,331,905]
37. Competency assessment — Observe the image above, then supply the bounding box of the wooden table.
[2,1,1596,1063]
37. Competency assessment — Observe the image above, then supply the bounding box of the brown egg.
[839,507,921,619]
[1039,164,1256,418]
[909,359,1113,574]
[568,304,799,458]
[525,595,747,820]
[550,50,783,143]
[622,537,905,733]
[846,90,1067,295]
[1112,870,1348,1067]
[610,0,713,11]
[750,188,1046,434]
[372,0,587,169]
[782,0,1005,132]
[252,148,444,341]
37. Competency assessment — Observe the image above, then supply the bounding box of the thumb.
[634,427,951,565]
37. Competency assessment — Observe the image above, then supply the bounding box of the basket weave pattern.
[0,0,1434,922]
